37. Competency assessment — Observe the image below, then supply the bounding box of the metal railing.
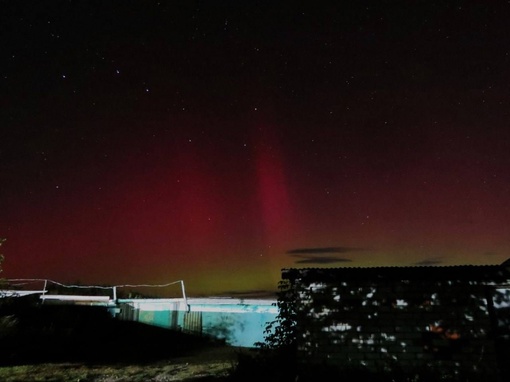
[3,278,188,307]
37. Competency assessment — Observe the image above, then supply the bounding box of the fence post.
[181,280,190,312]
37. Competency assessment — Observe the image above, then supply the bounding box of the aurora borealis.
[2,2,510,296]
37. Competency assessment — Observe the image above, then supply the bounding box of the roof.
[282,259,510,284]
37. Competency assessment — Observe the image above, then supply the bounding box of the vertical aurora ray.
[252,125,300,272]
[254,127,290,236]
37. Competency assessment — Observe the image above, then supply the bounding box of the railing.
[3,278,188,307]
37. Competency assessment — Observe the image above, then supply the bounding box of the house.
[281,259,510,378]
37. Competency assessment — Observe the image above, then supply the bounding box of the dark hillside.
[0,296,225,366]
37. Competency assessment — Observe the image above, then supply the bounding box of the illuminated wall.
[117,297,278,347]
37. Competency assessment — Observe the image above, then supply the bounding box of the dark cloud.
[218,290,276,298]
[287,246,362,265]
[287,247,364,255]
[292,255,353,265]
[413,257,444,266]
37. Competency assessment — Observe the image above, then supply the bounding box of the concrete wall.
[117,297,278,347]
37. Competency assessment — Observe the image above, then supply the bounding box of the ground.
[0,301,255,381]
[0,344,245,382]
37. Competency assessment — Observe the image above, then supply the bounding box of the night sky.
[2,1,510,297]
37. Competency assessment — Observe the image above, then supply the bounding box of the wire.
[115,281,183,288]
[7,278,184,290]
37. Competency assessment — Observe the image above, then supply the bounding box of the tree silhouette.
[279,266,510,381]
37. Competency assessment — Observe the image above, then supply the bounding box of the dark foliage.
[229,279,299,381]
[256,279,297,352]
[231,277,506,382]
